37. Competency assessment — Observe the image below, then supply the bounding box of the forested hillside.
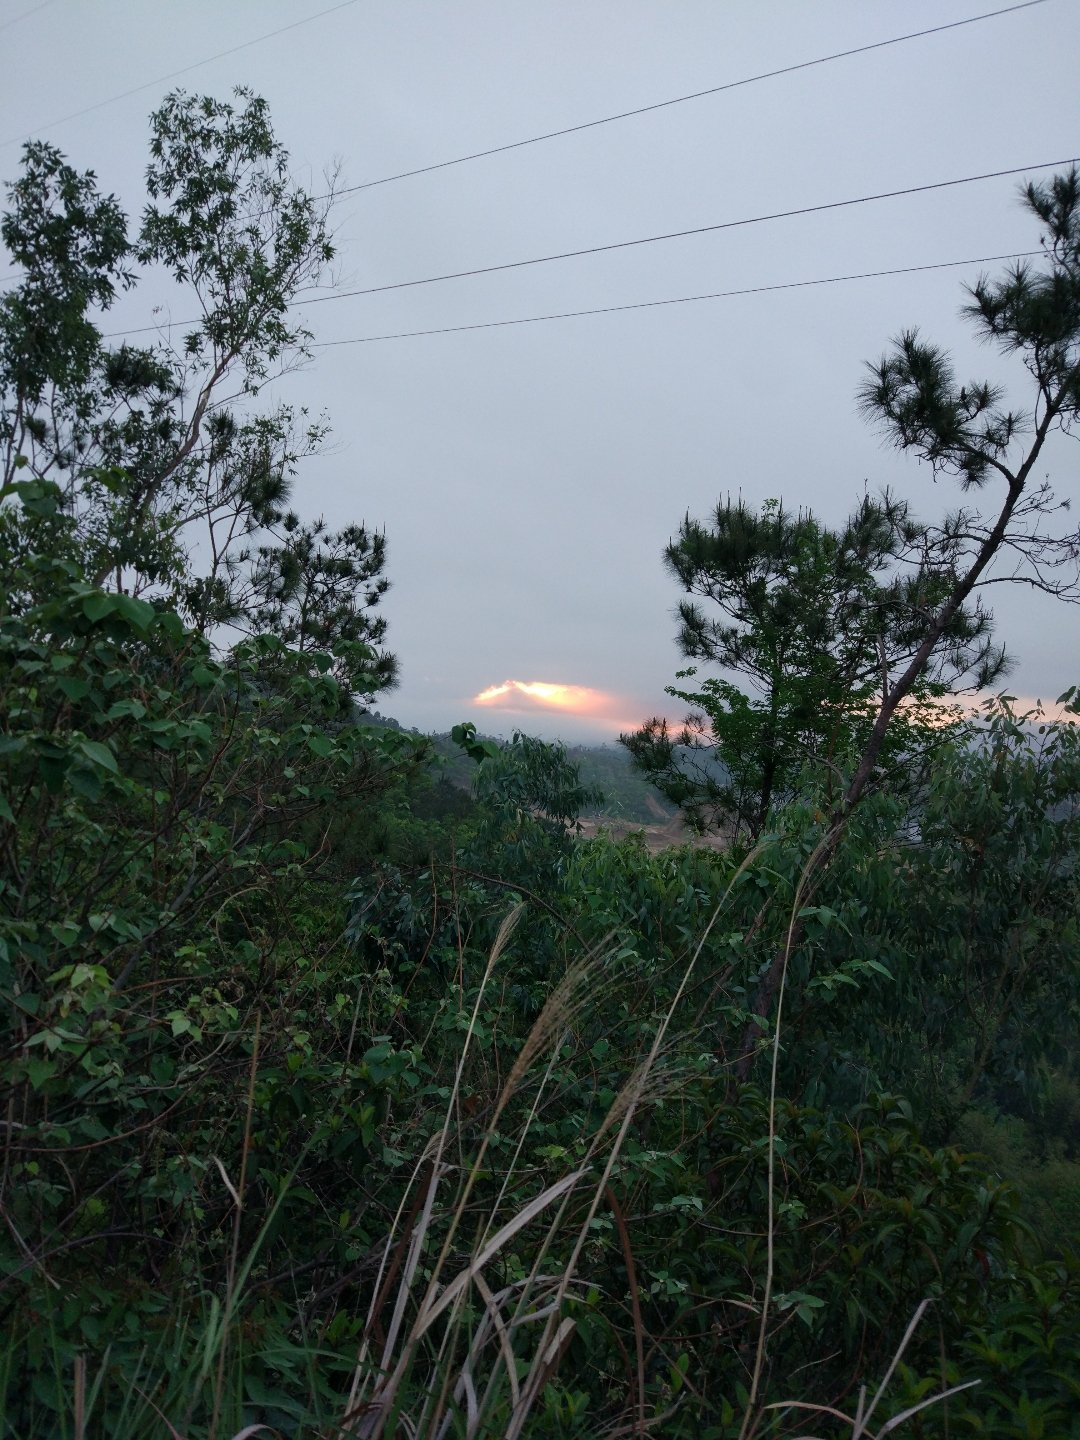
[1,93,1079,1440]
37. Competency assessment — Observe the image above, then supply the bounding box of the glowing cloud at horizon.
[472,679,633,726]
[475,679,607,713]
[472,682,1079,736]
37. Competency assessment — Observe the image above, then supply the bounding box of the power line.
[328,0,1051,198]
[312,252,1043,347]
[0,0,362,150]
[89,155,1080,340]
[301,157,1080,305]
[0,1,1051,281]
[0,1,1050,177]
[0,1,55,37]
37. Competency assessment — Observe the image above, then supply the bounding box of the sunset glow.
[471,679,641,732]
[474,679,613,715]
[958,694,1080,725]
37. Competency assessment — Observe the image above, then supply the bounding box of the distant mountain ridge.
[359,711,678,825]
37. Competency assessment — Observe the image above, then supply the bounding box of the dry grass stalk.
[502,858,754,1440]
[737,836,831,1440]
[337,907,635,1439]
[764,1300,980,1437]
[339,845,763,1440]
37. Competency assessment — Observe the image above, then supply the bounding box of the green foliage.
[623,495,980,840]
[470,730,603,847]
[337,717,1080,1435]
[139,89,333,382]
[346,731,604,1011]
[245,518,398,696]
[756,697,1080,1129]
[0,553,425,1434]
[5,663,1080,1433]
[563,743,678,824]
[598,1088,1041,1436]
[897,1252,1080,1439]
[861,169,1080,491]
[0,90,419,1436]
[956,1104,1080,1263]
[0,87,395,690]
[0,140,131,404]
[631,171,1080,844]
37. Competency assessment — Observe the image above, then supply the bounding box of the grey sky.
[2,0,1078,740]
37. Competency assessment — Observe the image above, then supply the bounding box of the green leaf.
[75,739,118,773]
[156,610,185,640]
[56,677,91,702]
[67,766,102,800]
[105,698,147,721]
[114,594,156,632]
[14,479,62,517]
[82,593,117,623]
[25,1057,56,1091]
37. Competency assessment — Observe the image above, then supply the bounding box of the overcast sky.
[2,0,1078,740]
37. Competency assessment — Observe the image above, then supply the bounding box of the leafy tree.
[623,495,985,839]
[845,693,1080,1124]
[0,92,423,1435]
[842,167,1080,817]
[625,171,1080,1087]
[0,88,395,693]
[628,171,1080,847]
[241,517,397,696]
[469,729,604,844]
[348,729,603,1002]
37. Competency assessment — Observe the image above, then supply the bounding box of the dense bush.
[3,563,1080,1434]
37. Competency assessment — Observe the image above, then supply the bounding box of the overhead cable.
[90,155,1079,340]
[0,1,1050,172]
[330,0,1051,197]
[0,1,1053,279]
[0,1,55,37]
[300,157,1080,305]
[0,0,362,150]
[101,246,1043,349]
[312,252,1044,346]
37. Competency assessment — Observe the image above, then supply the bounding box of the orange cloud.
[473,679,638,729]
